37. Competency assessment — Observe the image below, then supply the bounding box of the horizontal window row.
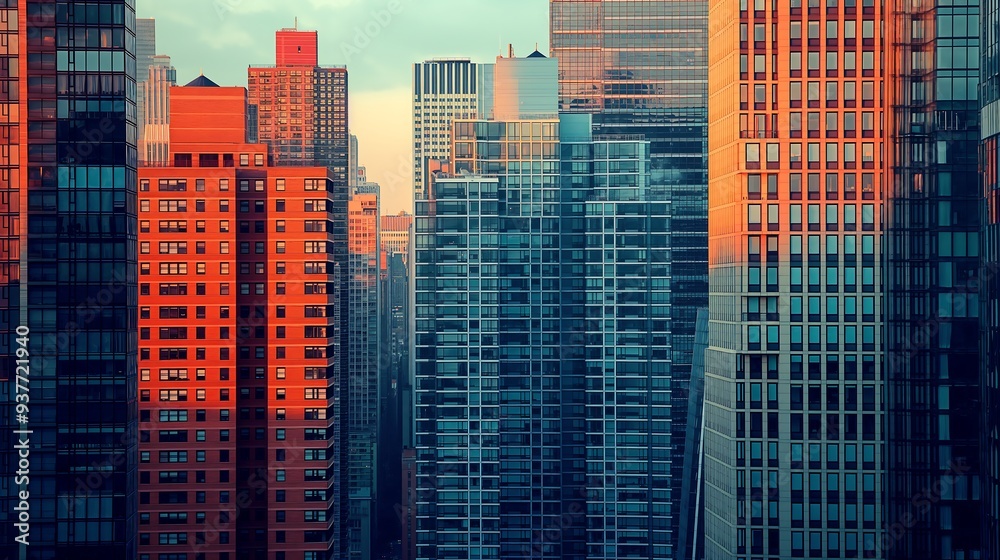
[139,199,330,213]
[140,282,331,296]
[748,322,878,351]
[737,353,877,380]
[139,508,326,526]
[749,201,878,230]
[735,383,877,410]
[740,81,877,111]
[745,142,880,170]
[139,345,327,364]
[747,173,877,200]
[748,265,877,296]
[141,488,327,505]
[740,50,879,81]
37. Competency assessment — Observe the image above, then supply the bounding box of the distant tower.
[248,26,352,558]
[139,55,176,164]
[412,59,494,199]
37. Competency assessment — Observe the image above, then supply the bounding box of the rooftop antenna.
[508,43,514,58]
[294,17,298,29]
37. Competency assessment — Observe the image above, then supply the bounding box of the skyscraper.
[886,0,983,558]
[249,27,352,555]
[377,220,410,560]
[0,1,138,558]
[704,0,887,558]
[414,51,675,559]
[380,212,413,260]
[981,0,1000,553]
[137,77,342,560]
[136,18,157,160]
[412,58,494,199]
[347,187,381,560]
[248,26,349,175]
[349,133,359,187]
[139,55,176,164]
[550,5,709,546]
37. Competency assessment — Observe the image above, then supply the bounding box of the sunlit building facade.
[0,2,139,558]
[248,27,352,556]
[139,55,176,164]
[704,0,887,557]
[138,78,343,560]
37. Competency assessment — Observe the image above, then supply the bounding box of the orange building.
[138,76,347,560]
[704,0,888,557]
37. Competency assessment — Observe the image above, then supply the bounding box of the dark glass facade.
[249,35,352,556]
[0,1,139,559]
[887,0,983,557]
[550,5,709,551]
[981,0,1000,549]
[414,113,676,560]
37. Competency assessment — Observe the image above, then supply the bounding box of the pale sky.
[138,0,550,214]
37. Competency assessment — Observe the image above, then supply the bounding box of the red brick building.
[138,76,346,560]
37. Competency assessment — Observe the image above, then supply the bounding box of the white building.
[412,59,493,199]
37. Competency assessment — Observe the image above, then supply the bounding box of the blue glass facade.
[414,112,676,559]
[0,1,139,558]
[981,0,1000,549]
[551,6,709,551]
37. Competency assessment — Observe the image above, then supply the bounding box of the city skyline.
[2,1,999,560]
[138,0,549,215]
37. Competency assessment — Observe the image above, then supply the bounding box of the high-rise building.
[137,77,344,560]
[136,18,157,159]
[0,2,138,559]
[704,0,887,557]
[412,58,494,199]
[349,133,359,187]
[248,27,352,555]
[378,245,409,560]
[139,55,177,164]
[414,51,674,559]
[380,212,413,261]
[886,0,983,558]
[550,5,709,546]
[248,26,349,176]
[492,47,558,121]
[347,187,380,560]
[136,18,156,78]
[981,0,1000,554]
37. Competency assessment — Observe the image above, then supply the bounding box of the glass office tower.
[0,1,139,559]
[981,0,1000,551]
[414,105,674,558]
[704,0,888,557]
[347,187,381,560]
[550,6,709,548]
[887,0,983,558]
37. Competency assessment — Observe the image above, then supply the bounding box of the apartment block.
[704,0,887,556]
[138,77,344,560]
